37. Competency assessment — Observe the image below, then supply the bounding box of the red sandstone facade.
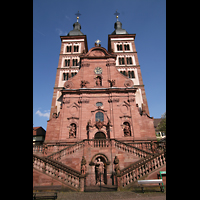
[33,16,165,191]
[46,28,156,143]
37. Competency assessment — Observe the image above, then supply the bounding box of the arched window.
[95,112,104,122]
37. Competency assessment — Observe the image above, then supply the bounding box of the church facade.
[45,17,156,143]
[33,14,165,191]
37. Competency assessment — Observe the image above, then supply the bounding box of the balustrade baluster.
[130,171,133,183]
[127,173,130,184]
[154,158,157,169]
[58,169,63,180]
[68,175,71,185]
[42,161,46,173]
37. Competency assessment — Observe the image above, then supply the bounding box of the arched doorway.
[94,131,106,139]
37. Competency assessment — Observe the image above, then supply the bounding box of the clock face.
[94,67,102,74]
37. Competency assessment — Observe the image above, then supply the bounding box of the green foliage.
[157,112,166,135]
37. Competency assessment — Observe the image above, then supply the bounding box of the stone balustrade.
[33,154,84,191]
[33,145,43,153]
[34,139,155,162]
[116,151,166,189]
[47,140,85,160]
[114,140,151,158]
[128,142,166,154]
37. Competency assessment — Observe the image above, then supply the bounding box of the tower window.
[119,57,125,65]
[126,57,133,65]
[120,71,126,76]
[74,45,79,52]
[128,71,135,78]
[72,59,78,66]
[95,112,104,122]
[63,73,69,80]
[124,44,130,51]
[66,46,71,52]
[117,44,122,51]
[71,72,77,77]
[65,59,70,66]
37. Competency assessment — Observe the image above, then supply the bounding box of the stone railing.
[47,140,85,160]
[128,141,166,154]
[33,154,85,191]
[33,142,75,155]
[116,150,166,189]
[33,145,43,153]
[87,139,111,148]
[114,140,151,158]
[46,139,151,162]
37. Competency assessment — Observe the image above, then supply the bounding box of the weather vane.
[114,10,120,21]
[75,10,81,22]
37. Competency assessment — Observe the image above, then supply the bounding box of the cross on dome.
[75,10,81,22]
[114,10,120,21]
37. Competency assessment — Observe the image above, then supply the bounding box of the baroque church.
[33,12,166,191]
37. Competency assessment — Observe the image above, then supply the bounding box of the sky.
[33,0,166,130]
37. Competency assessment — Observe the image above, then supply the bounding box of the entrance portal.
[94,132,106,139]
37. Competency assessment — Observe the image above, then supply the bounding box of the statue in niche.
[81,156,87,175]
[96,76,102,86]
[123,122,131,136]
[113,156,120,175]
[94,158,104,185]
[69,123,76,138]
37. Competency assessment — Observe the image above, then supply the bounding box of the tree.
[157,112,166,135]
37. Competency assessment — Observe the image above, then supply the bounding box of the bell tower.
[108,11,150,115]
[49,11,88,119]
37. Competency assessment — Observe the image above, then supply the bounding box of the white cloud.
[65,15,71,21]
[35,110,50,118]
[56,28,64,35]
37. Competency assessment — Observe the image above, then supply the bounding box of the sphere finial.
[75,10,81,22]
[114,10,120,21]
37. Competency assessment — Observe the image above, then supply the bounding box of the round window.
[96,102,103,107]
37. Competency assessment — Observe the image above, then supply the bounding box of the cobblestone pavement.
[57,191,166,200]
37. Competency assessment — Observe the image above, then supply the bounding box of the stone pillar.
[79,175,85,192]
[116,175,121,191]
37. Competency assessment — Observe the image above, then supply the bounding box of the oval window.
[96,102,103,107]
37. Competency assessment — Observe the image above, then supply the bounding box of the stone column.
[79,175,85,192]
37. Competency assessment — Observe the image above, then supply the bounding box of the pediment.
[88,49,105,57]
[82,46,115,58]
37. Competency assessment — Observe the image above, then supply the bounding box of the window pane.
[129,57,132,64]
[132,71,135,78]
[95,112,104,122]
[127,44,130,50]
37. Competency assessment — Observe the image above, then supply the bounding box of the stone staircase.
[33,154,85,191]
[45,139,152,161]
[118,150,166,189]
[33,139,166,191]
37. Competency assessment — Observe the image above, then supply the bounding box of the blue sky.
[33,0,166,130]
